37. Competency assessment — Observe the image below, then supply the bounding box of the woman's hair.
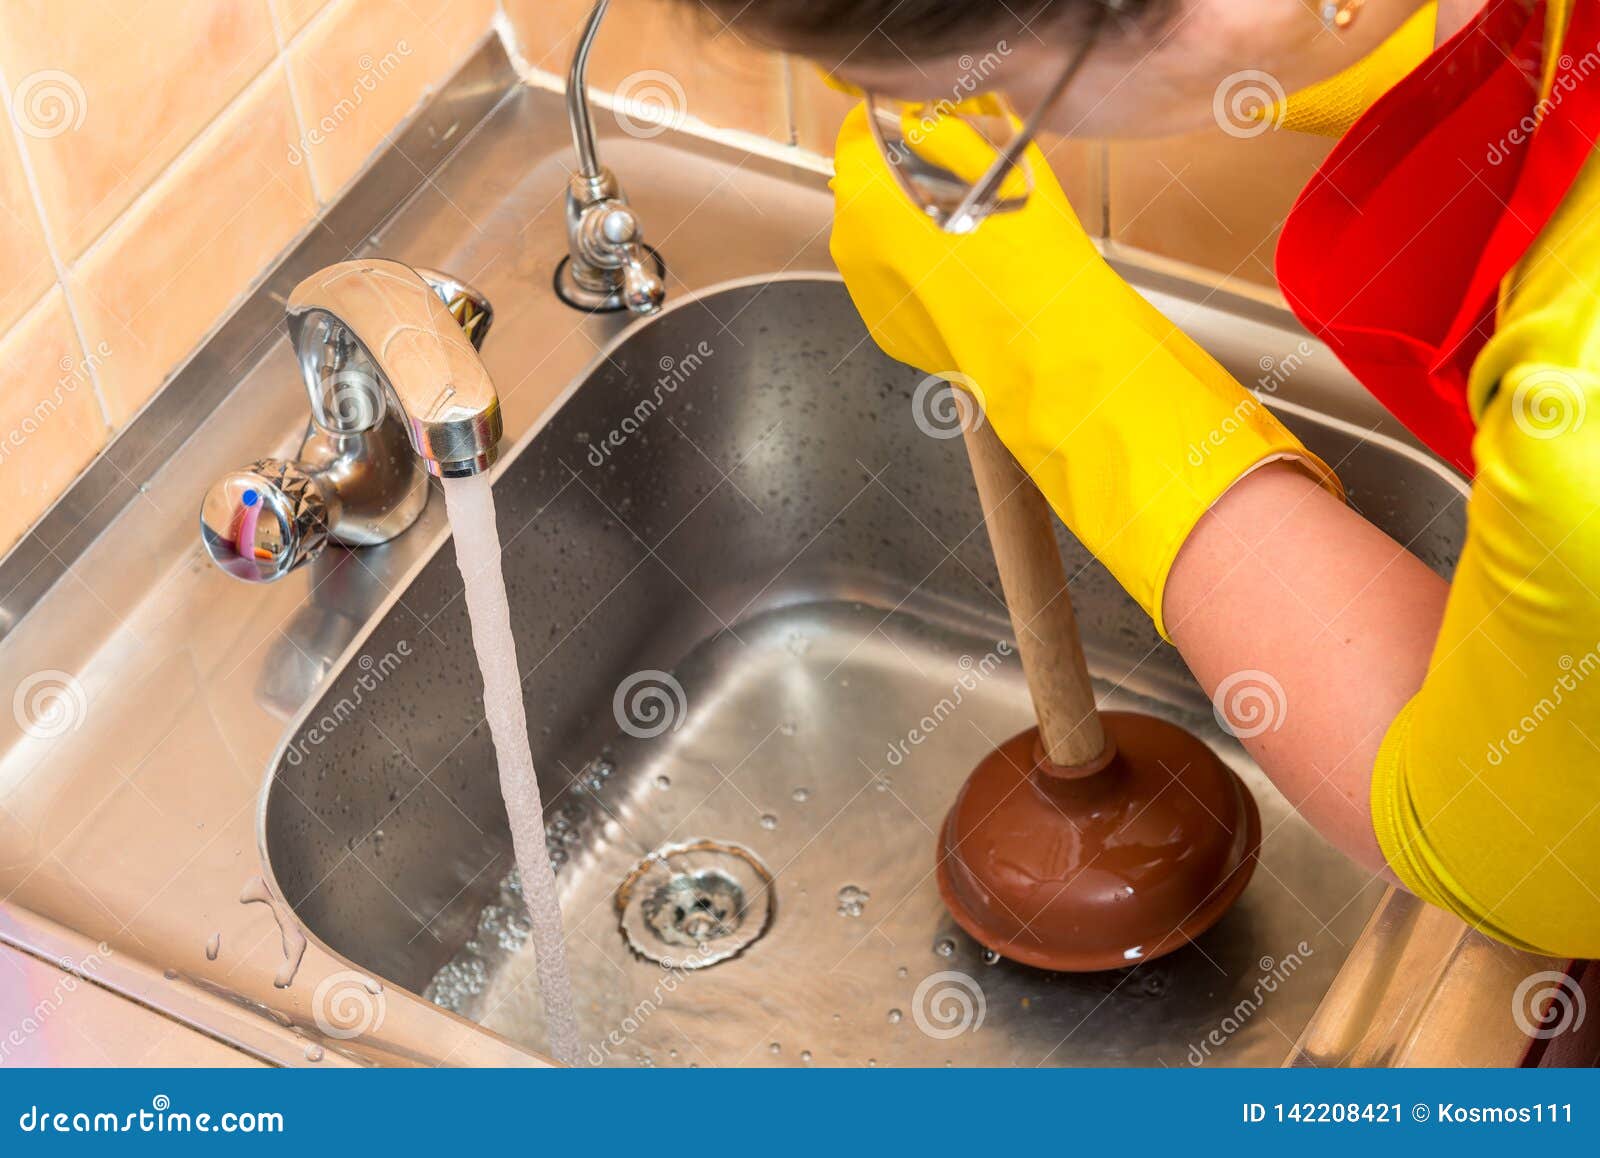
[679,0,1166,62]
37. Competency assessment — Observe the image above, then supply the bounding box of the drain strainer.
[616,839,774,969]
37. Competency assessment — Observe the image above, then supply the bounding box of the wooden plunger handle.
[960,405,1108,770]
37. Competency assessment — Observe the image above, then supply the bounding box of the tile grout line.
[0,59,113,433]
[270,0,327,208]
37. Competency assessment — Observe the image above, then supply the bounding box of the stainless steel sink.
[263,275,1467,1067]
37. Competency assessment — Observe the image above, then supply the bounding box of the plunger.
[936,403,1261,972]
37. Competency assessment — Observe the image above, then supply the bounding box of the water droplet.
[874,774,892,793]
[982,949,1001,966]
[887,1008,903,1024]
[867,1057,877,1067]
[769,1041,781,1054]
[791,786,810,803]
[760,813,778,830]
[836,884,870,918]
[786,633,811,656]
[779,721,797,737]
[800,1050,813,1063]
[935,938,956,958]
[896,965,908,979]
[205,933,221,961]
[304,1044,324,1063]
[655,775,671,790]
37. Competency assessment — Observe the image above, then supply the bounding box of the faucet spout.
[287,259,502,478]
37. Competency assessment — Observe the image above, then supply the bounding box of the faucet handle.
[619,248,667,315]
[200,460,334,583]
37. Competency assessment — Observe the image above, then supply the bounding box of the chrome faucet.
[199,260,500,583]
[555,0,667,315]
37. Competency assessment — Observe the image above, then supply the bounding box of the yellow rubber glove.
[829,104,1342,638]
[1371,146,1600,959]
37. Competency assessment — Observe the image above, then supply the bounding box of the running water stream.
[442,473,581,1065]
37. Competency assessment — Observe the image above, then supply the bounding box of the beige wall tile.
[501,0,589,75]
[0,126,53,333]
[0,0,278,259]
[284,0,496,199]
[70,66,316,428]
[270,0,329,40]
[788,58,856,155]
[0,288,108,552]
[509,0,790,143]
[1109,127,1334,289]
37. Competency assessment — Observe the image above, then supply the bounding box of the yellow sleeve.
[1370,147,1600,959]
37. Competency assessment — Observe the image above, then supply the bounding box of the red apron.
[1276,0,1600,477]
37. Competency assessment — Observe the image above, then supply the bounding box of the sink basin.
[263,274,1467,1067]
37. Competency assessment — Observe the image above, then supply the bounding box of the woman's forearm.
[1162,462,1450,874]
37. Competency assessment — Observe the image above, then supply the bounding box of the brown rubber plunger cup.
[936,409,1261,972]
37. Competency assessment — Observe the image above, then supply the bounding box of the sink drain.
[616,839,774,969]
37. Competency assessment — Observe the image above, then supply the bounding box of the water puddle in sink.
[239,875,307,988]
[443,473,580,1065]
